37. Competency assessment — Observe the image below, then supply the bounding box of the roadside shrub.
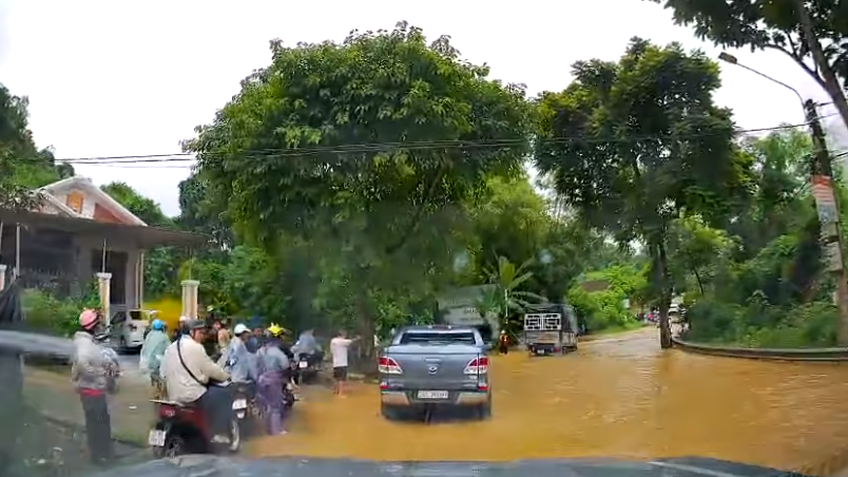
[20,285,99,337]
[685,297,838,348]
[567,286,635,333]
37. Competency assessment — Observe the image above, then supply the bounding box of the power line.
[29,113,841,168]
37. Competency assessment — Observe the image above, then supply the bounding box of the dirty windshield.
[3,1,848,477]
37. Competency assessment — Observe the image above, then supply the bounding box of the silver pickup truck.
[378,325,491,421]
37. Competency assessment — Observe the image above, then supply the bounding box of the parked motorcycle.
[295,351,323,385]
[232,382,261,436]
[148,384,241,458]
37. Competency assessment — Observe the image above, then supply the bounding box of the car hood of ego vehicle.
[85,455,813,477]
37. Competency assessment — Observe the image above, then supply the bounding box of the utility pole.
[805,99,848,345]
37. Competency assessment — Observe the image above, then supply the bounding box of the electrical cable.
[8,113,843,169]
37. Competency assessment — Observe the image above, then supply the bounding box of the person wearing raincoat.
[498,329,510,355]
[256,323,291,435]
[217,323,258,390]
[139,319,170,399]
[71,309,121,464]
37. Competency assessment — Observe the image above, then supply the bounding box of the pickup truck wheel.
[476,394,492,420]
[477,402,492,420]
[381,403,401,421]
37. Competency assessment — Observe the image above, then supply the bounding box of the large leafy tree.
[459,174,611,302]
[728,130,813,258]
[0,84,72,210]
[176,173,233,249]
[648,0,848,129]
[534,38,750,348]
[185,22,533,352]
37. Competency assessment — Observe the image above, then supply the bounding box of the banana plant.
[483,255,546,325]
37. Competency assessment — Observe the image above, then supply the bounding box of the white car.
[110,309,157,351]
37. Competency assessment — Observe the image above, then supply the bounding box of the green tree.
[648,0,848,129]
[176,174,233,248]
[468,174,548,271]
[534,38,749,348]
[0,84,73,209]
[101,182,171,227]
[185,22,533,355]
[462,174,606,301]
[728,130,813,259]
[666,216,737,295]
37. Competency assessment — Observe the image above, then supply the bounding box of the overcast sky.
[0,0,839,217]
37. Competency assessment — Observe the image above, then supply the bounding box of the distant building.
[0,176,202,312]
[436,285,499,332]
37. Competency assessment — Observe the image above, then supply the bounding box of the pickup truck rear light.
[464,356,488,375]
[378,356,403,374]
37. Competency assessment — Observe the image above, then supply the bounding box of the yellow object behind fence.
[144,297,183,333]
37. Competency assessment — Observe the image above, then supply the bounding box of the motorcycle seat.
[150,399,195,408]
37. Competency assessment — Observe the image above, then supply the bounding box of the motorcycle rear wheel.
[153,434,186,459]
[227,417,241,453]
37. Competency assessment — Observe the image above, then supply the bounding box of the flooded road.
[250,328,848,471]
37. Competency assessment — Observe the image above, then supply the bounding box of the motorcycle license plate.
[298,361,308,369]
[232,399,248,410]
[148,430,166,447]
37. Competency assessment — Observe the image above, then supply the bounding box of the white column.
[0,264,6,291]
[181,280,200,320]
[138,251,145,308]
[97,272,112,326]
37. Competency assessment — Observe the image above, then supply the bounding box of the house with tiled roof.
[0,176,202,317]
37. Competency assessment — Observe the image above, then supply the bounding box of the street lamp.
[718,52,806,112]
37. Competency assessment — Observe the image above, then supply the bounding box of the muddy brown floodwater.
[250,328,848,472]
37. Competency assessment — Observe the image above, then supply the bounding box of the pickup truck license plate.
[148,430,166,447]
[417,390,449,399]
[232,399,248,410]
[298,361,308,369]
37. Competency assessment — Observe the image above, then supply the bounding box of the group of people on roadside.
[142,317,301,437]
[70,308,360,465]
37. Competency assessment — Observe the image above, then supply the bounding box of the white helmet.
[233,323,250,336]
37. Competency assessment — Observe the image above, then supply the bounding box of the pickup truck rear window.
[399,331,476,345]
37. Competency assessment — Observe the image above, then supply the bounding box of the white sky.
[0,0,839,217]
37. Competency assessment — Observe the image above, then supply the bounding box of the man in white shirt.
[160,319,232,442]
[329,330,360,396]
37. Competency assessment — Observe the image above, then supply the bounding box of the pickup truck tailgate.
[383,344,485,390]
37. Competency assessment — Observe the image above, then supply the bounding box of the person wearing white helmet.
[217,323,258,387]
[70,308,121,464]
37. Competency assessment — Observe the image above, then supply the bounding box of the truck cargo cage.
[523,313,562,331]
